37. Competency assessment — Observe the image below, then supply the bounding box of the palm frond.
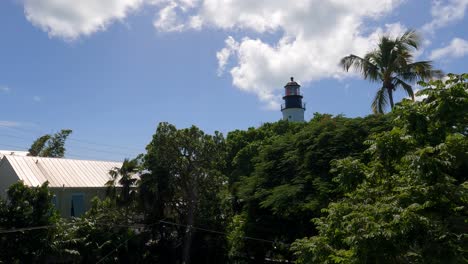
[371,86,389,114]
[340,54,380,82]
[393,77,414,100]
[398,29,420,49]
[399,61,443,82]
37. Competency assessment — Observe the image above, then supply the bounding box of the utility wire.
[0,133,140,160]
[158,220,280,245]
[95,234,135,264]
[0,220,284,245]
[0,124,142,152]
[0,225,54,234]
[0,142,113,161]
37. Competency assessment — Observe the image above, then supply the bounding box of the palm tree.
[107,157,140,205]
[340,30,442,113]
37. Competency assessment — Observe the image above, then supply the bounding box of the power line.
[0,124,142,153]
[0,143,122,161]
[158,220,280,245]
[0,132,141,160]
[0,220,284,246]
[0,143,28,150]
[66,143,137,156]
[68,138,142,152]
[0,225,53,234]
[95,234,135,264]
[0,133,137,156]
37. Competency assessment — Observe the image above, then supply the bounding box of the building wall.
[0,157,21,199]
[49,187,107,218]
[282,108,305,122]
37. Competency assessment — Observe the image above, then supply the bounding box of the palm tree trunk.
[387,87,394,109]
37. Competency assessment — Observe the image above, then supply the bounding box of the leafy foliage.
[225,114,391,261]
[28,129,73,158]
[341,30,442,113]
[2,74,466,264]
[292,74,468,263]
[140,122,229,263]
[0,182,59,263]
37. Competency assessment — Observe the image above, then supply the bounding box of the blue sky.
[0,0,467,161]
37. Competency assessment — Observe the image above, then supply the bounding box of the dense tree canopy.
[292,74,468,263]
[225,113,391,261]
[0,182,58,263]
[1,74,466,263]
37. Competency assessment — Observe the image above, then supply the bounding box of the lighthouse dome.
[285,77,300,87]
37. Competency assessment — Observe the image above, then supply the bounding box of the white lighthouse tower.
[281,77,305,122]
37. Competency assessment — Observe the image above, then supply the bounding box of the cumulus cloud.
[23,0,143,39]
[147,0,404,107]
[22,0,408,108]
[423,0,468,33]
[204,1,404,107]
[216,36,239,76]
[430,38,468,60]
[153,2,185,32]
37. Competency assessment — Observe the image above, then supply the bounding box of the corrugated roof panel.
[2,156,122,188]
[79,160,102,186]
[42,158,70,187]
[79,160,101,187]
[26,158,48,185]
[54,158,80,187]
[13,157,40,186]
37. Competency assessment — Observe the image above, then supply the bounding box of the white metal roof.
[2,155,122,188]
[0,150,30,157]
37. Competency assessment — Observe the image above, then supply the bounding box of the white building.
[0,154,122,217]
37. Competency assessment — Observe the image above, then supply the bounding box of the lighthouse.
[281,77,305,122]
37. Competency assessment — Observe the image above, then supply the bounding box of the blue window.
[71,194,85,217]
[51,195,58,208]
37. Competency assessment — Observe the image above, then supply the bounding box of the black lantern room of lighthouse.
[282,77,305,110]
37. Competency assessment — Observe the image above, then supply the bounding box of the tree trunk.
[387,86,394,110]
[182,190,196,264]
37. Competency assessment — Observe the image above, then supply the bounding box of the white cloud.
[0,86,10,92]
[150,0,404,108]
[22,0,408,108]
[430,38,468,60]
[153,1,186,32]
[203,1,404,107]
[23,0,143,39]
[0,121,20,128]
[216,36,239,76]
[33,96,41,102]
[189,15,203,30]
[152,0,203,32]
[423,0,468,33]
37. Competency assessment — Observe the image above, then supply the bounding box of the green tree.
[52,197,143,263]
[141,122,228,263]
[340,30,442,113]
[28,129,73,158]
[107,156,141,207]
[28,134,51,156]
[292,74,468,263]
[0,182,59,263]
[226,114,391,261]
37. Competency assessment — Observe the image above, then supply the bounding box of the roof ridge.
[4,155,121,163]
